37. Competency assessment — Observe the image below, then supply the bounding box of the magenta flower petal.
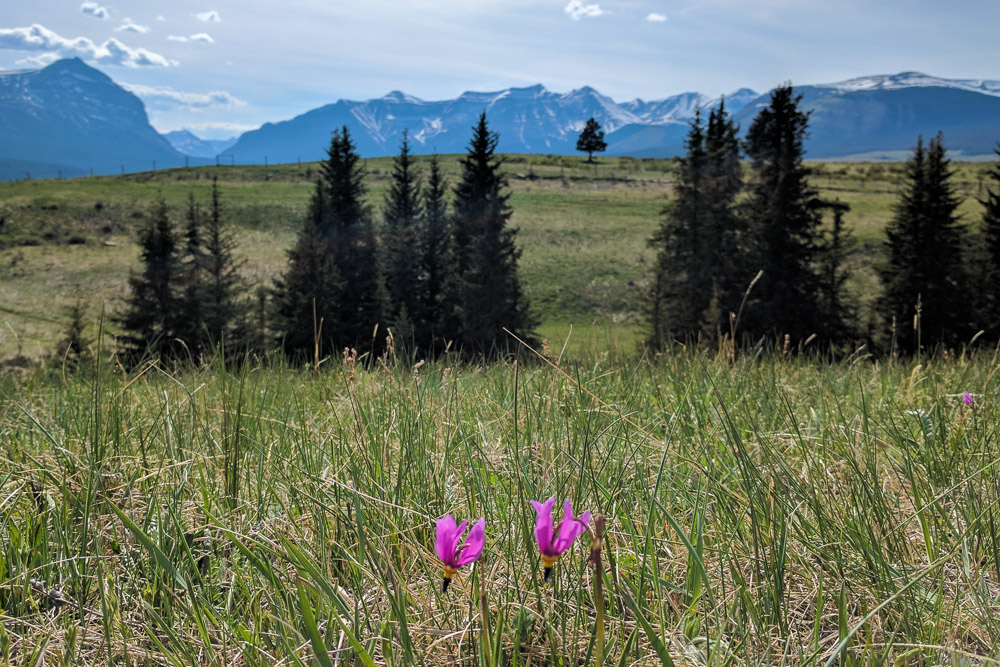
[530,498,557,556]
[455,518,486,567]
[435,515,468,568]
[553,501,590,553]
[963,391,973,405]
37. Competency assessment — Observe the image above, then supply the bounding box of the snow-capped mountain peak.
[822,72,1000,98]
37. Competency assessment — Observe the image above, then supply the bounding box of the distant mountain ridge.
[226,72,1000,162]
[0,58,188,178]
[226,83,762,163]
[163,130,236,158]
[1,59,999,182]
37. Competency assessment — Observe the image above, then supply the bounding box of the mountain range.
[1,59,999,181]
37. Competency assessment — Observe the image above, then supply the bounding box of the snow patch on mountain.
[822,72,1000,98]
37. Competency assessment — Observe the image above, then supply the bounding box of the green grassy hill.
[0,155,992,360]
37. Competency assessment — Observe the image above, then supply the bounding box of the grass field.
[0,156,994,361]
[3,345,1000,664]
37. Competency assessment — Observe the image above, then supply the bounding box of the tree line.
[646,84,1000,355]
[114,113,535,366]
[107,91,1000,367]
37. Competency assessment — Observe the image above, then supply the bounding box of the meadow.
[2,344,1000,664]
[0,156,993,362]
[2,156,999,665]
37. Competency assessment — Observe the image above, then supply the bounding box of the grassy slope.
[2,351,999,664]
[0,156,993,360]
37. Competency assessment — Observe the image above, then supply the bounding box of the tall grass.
[2,345,999,664]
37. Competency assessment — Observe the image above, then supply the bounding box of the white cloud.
[116,20,151,34]
[195,11,221,22]
[0,24,171,67]
[564,0,604,20]
[15,53,60,67]
[168,33,215,44]
[80,3,109,19]
[156,16,166,22]
[186,121,258,135]
[645,12,667,22]
[122,82,245,109]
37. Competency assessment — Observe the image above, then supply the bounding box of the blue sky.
[1,0,997,139]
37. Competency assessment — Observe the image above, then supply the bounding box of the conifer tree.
[201,177,244,352]
[274,181,340,358]
[420,154,450,354]
[815,200,856,341]
[647,110,708,347]
[880,134,969,352]
[275,126,385,359]
[976,144,1000,337]
[383,132,423,348]
[119,196,182,363]
[451,112,535,356]
[700,101,748,336]
[646,103,746,348]
[576,117,607,163]
[741,84,823,342]
[176,191,206,355]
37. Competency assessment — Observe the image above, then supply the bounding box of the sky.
[1,0,998,139]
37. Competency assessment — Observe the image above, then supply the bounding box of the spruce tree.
[701,101,748,336]
[383,132,423,348]
[646,103,746,348]
[274,181,340,358]
[647,109,708,347]
[201,177,244,352]
[275,126,385,359]
[976,144,1000,337]
[880,134,969,352]
[452,112,535,356]
[420,154,451,355]
[741,84,823,342]
[815,200,855,341]
[177,191,206,355]
[119,196,182,363]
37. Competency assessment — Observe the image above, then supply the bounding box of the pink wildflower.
[529,498,591,580]
[435,515,485,592]
[963,392,973,405]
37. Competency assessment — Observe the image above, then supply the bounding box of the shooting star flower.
[435,515,485,592]
[530,497,591,580]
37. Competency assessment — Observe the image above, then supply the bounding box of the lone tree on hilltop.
[576,117,607,163]
[451,112,535,356]
[880,133,969,353]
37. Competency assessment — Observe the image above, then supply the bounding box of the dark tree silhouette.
[451,112,535,356]
[274,127,385,360]
[741,84,824,343]
[119,196,183,363]
[383,132,423,348]
[576,117,607,163]
[880,134,969,353]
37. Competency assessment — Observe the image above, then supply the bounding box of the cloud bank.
[645,13,667,22]
[123,82,245,109]
[0,24,170,67]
